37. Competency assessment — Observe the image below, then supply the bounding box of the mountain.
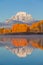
[7,12,33,22]
[0,22,11,28]
[0,12,38,28]
[5,11,36,24]
[0,19,39,29]
[5,46,33,57]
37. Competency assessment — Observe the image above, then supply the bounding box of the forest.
[0,20,43,34]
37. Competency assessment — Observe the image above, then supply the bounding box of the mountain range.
[0,12,38,28]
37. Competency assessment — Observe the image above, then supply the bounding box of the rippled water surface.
[0,35,43,65]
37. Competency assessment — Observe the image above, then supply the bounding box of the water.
[0,35,43,65]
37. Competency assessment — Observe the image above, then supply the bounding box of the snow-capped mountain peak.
[11,12,33,22]
[5,12,33,23]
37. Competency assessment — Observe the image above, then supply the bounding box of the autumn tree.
[12,24,30,33]
[0,28,4,34]
[30,20,43,33]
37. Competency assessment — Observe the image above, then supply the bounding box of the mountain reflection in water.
[0,37,43,57]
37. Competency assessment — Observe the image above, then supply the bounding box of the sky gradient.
[0,0,43,22]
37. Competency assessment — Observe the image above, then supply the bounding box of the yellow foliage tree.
[0,28,4,34]
[30,20,43,33]
[12,24,30,33]
[3,28,12,34]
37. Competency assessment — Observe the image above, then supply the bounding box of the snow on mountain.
[6,12,34,23]
[5,46,33,57]
[11,12,33,22]
[0,12,38,28]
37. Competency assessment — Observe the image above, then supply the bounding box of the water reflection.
[0,37,43,57]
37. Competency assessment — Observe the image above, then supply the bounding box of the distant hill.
[0,20,38,28]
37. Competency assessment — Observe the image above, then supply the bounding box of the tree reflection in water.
[0,37,43,57]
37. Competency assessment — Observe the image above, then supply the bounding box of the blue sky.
[0,0,43,22]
